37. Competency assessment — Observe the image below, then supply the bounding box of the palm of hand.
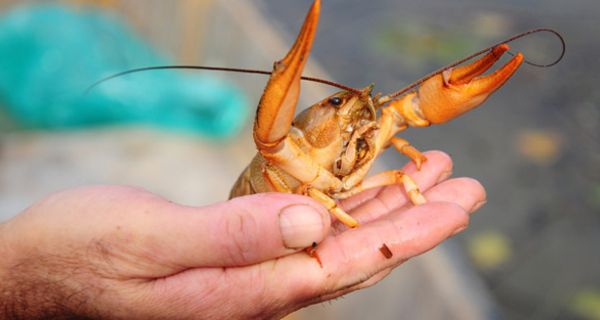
[0,151,485,319]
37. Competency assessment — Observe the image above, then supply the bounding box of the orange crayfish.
[228,0,559,229]
[90,0,563,232]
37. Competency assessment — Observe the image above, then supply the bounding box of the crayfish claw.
[416,46,524,124]
[465,51,524,97]
[254,0,320,147]
[447,44,510,85]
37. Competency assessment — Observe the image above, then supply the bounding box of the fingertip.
[400,150,453,184]
[279,203,330,249]
[421,150,453,173]
[436,201,471,229]
[424,177,487,214]
[459,177,487,201]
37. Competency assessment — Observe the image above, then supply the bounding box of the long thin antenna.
[384,28,565,100]
[86,28,564,98]
[85,65,361,94]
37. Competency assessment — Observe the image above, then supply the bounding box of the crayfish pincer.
[230,0,524,229]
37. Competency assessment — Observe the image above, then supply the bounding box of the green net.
[0,4,247,138]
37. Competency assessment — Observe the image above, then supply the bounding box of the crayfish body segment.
[230,0,524,229]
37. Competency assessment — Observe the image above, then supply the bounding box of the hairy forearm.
[0,220,31,319]
[0,221,94,319]
[0,261,65,319]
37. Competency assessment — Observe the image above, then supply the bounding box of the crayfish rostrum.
[229,0,523,228]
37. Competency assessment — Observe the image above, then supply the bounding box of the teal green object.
[0,4,247,138]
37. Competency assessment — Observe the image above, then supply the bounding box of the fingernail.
[279,205,326,249]
[437,170,453,183]
[470,200,487,214]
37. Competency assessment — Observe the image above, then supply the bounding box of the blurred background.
[0,0,598,319]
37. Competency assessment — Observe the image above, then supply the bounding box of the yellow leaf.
[570,289,600,320]
[516,129,563,165]
[467,231,512,271]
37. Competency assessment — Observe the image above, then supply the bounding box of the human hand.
[0,150,485,319]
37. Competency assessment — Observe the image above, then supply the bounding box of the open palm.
[0,150,485,319]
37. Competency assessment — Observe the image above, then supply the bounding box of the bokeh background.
[0,0,598,319]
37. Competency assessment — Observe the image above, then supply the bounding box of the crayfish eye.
[328,97,342,106]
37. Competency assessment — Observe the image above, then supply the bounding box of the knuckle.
[220,209,261,265]
[426,150,453,168]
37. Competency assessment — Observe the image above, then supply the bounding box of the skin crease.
[0,150,486,320]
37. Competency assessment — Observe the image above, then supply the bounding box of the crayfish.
[90,0,563,260]
[229,0,532,229]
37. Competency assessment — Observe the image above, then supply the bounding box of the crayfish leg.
[335,170,427,205]
[307,187,359,228]
[390,137,428,170]
[305,241,323,268]
[262,165,293,193]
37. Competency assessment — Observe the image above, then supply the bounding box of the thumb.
[160,193,330,268]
